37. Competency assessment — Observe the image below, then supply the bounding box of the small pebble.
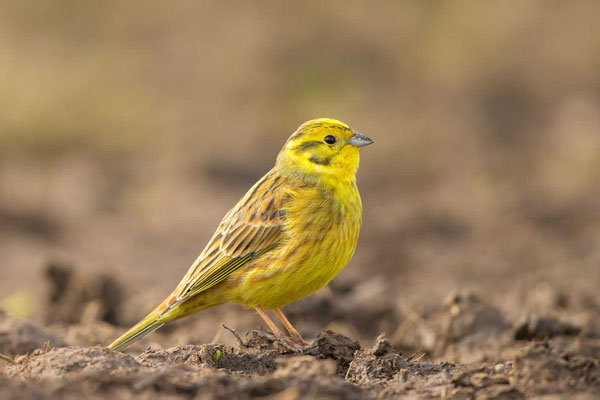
[494,363,506,373]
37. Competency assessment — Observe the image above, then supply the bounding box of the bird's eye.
[324,135,336,145]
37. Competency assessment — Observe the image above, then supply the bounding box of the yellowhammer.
[108,118,373,351]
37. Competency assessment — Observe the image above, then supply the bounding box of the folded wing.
[167,171,288,310]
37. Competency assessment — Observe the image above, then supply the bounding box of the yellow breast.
[230,179,362,309]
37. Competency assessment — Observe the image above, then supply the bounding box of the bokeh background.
[1,1,599,355]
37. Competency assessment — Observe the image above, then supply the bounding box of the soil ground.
[1,266,599,398]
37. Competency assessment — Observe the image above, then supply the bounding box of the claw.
[275,335,306,353]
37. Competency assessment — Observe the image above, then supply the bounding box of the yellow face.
[277,118,373,182]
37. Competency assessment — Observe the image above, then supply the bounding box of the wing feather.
[168,169,288,308]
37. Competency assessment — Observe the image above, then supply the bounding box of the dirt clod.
[274,355,337,378]
[514,315,581,341]
[5,346,139,379]
[347,333,411,385]
[513,342,600,392]
[442,291,511,343]
[0,312,65,357]
[44,262,125,326]
[369,333,394,356]
[138,344,278,375]
[310,330,361,373]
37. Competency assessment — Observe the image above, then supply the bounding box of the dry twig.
[223,324,246,347]
[0,354,16,365]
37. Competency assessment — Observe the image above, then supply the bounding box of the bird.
[107,118,373,351]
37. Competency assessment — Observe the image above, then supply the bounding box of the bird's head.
[276,118,373,183]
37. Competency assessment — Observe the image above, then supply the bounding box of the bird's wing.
[169,172,288,308]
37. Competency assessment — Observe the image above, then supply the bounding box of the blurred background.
[1,1,599,357]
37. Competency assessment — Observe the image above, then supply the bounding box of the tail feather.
[108,291,209,351]
[107,312,165,351]
[107,290,183,352]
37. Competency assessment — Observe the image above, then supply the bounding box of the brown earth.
[1,268,599,398]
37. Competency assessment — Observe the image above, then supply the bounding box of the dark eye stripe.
[294,140,322,152]
[309,156,331,166]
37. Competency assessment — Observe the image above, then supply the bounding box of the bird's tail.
[107,294,179,352]
[107,285,221,351]
[107,314,164,351]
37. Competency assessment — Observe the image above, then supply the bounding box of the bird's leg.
[255,307,307,352]
[254,306,286,340]
[274,308,308,346]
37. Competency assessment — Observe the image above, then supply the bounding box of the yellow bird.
[108,118,373,351]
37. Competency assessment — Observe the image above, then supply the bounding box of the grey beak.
[349,131,373,147]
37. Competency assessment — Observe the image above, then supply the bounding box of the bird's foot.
[272,331,307,353]
[249,328,312,353]
[288,331,310,348]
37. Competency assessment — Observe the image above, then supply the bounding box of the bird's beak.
[349,131,373,147]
